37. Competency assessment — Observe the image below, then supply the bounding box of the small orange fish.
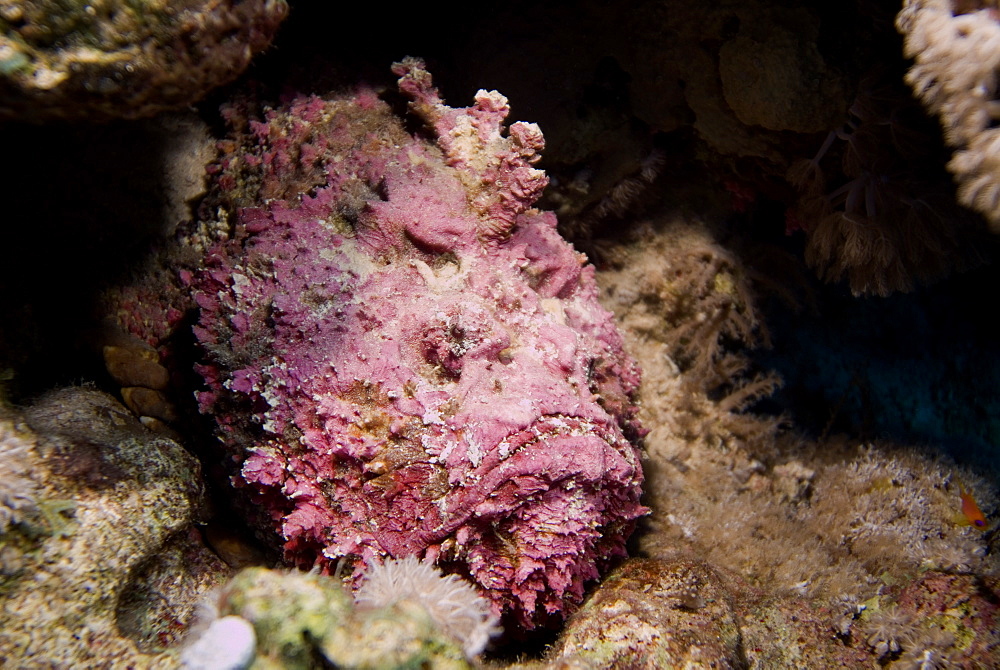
[959,484,988,530]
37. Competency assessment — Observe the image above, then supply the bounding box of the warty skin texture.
[191,60,646,627]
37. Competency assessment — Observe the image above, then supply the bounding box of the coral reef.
[203,566,474,669]
[0,0,288,120]
[430,1,860,245]
[505,554,999,668]
[787,73,984,296]
[596,218,782,453]
[542,554,999,668]
[422,0,985,296]
[2,1,997,665]
[898,0,1000,230]
[544,558,748,668]
[593,213,998,666]
[0,387,227,667]
[630,318,997,604]
[170,59,647,627]
[888,570,1000,667]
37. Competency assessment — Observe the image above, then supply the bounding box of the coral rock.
[549,558,746,668]
[192,60,646,627]
[0,388,225,667]
[216,567,473,669]
[0,0,288,121]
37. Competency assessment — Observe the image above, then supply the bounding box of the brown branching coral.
[597,219,786,533]
[788,74,983,296]
[598,218,773,398]
[596,215,787,555]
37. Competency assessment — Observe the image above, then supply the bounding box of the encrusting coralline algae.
[131,58,647,627]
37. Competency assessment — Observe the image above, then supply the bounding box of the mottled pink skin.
[193,61,645,627]
[392,57,548,237]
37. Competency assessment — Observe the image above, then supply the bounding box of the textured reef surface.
[0,388,224,667]
[0,0,288,121]
[164,59,646,627]
[4,1,1000,667]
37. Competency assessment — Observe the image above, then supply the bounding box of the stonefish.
[159,59,645,626]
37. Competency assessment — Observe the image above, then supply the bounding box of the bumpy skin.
[193,60,646,626]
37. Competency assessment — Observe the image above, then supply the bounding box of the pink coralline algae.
[192,58,646,626]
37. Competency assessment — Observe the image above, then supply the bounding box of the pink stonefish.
[191,59,646,627]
